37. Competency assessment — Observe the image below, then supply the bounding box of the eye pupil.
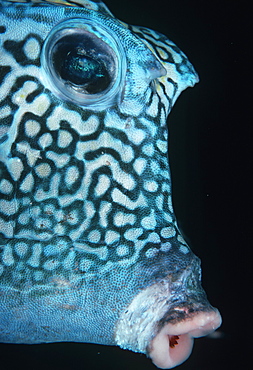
[61,49,110,94]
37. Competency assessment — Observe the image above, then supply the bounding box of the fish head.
[0,1,221,369]
[0,0,198,246]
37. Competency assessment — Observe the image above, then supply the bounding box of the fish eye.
[41,18,126,109]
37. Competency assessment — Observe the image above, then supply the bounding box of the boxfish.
[0,1,221,368]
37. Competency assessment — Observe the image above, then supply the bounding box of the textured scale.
[0,1,221,368]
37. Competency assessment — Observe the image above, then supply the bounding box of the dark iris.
[59,48,110,94]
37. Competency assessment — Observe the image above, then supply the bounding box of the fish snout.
[147,257,222,368]
[115,264,222,369]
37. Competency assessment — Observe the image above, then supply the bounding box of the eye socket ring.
[41,18,126,109]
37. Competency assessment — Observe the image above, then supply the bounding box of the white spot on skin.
[32,94,51,116]
[99,202,111,228]
[30,206,41,218]
[64,166,79,186]
[2,244,15,266]
[7,157,23,181]
[39,133,53,149]
[133,158,147,175]
[126,128,146,145]
[14,242,28,257]
[144,180,158,192]
[179,245,189,254]
[0,179,13,194]
[0,219,14,238]
[25,120,41,137]
[161,227,176,238]
[142,143,154,156]
[141,210,156,229]
[95,174,110,197]
[18,210,30,225]
[43,241,63,256]
[23,37,40,60]
[145,247,159,258]
[22,197,30,206]
[160,242,172,252]
[58,130,73,148]
[35,163,51,178]
[147,232,161,243]
[0,199,17,216]
[88,230,101,243]
[105,230,120,244]
[20,173,34,192]
[85,201,96,219]
[124,228,143,241]
[116,245,129,257]
[156,139,167,153]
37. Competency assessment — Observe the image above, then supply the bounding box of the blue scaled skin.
[0,1,221,368]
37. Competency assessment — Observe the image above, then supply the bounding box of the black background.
[1,0,252,369]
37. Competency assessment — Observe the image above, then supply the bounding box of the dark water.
[1,0,251,369]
